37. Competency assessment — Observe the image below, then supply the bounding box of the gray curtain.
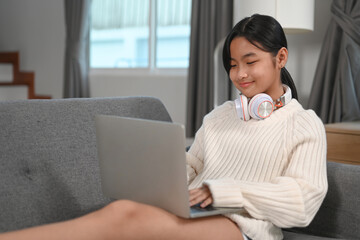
[186,0,233,137]
[64,0,91,98]
[307,0,360,123]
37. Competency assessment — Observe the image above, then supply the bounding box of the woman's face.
[229,37,287,100]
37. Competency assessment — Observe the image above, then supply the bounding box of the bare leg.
[0,200,244,240]
[101,200,244,240]
[0,210,110,240]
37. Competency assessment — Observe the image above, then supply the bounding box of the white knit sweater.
[186,99,328,240]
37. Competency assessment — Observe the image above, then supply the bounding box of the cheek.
[229,70,236,82]
[252,63,273,79]
[253,69,266,79]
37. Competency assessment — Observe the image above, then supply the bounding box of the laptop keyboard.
[190,204,217,212]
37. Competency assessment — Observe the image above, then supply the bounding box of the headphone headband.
[235,84,292,121]
[278,84,292,106]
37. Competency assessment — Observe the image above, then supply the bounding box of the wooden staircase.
[0,52,51,99]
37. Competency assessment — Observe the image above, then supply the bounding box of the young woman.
[185,14,327,239]
[0,14,327,240]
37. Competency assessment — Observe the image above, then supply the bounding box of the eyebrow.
[241,52,257,59]
[230,52,257,61]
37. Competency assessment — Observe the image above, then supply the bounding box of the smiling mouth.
[239,82,253,88]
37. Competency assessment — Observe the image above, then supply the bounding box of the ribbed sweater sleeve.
[203,110,328,228]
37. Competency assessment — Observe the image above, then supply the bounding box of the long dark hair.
[222,14,298,99]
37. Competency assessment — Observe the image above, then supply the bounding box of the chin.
[237,86,258,98]
[238,90,256,99]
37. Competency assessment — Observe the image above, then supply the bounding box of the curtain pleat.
[308,0,360,123]
[63,0,91,98]
[186,0,233,137]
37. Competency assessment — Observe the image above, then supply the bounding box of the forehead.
[229,37,267,58]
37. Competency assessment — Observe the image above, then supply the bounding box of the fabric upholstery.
[0,97,171,232]
[283,231,341,240]
[284,161,360,239]
[0,96,359,239]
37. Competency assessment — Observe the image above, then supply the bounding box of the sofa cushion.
[0,97,172,232]
[283,231,341,240]
[284,161,360,239]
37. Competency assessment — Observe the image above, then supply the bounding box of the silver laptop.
[95,115,243,218]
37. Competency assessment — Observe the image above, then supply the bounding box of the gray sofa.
[0,97,359,239]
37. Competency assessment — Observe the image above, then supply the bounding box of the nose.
[236,69,248,80]
[230,66,248,82]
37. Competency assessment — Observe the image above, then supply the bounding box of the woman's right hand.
[189,186,213,208]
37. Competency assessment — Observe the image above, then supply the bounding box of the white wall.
[90,69,188,125]
[285,0,332,107]
[0,0,331,124]
[0,0,65,99]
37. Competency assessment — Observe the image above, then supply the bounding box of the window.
[90,0,192,69]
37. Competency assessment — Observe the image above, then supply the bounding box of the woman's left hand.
[189,186,213,208]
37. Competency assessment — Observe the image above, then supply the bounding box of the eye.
[230,64,237,68]
[247,61,257,65]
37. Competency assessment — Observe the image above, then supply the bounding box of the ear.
[276,47,288,69]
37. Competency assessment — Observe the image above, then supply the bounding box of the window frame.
[90,0,191,75]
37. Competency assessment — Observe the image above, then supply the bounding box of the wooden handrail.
[0,51,51,99]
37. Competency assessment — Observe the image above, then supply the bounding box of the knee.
[103,200,145,223]
[99,200,183,238]
[93,200,149,238]
[106,199,138,211]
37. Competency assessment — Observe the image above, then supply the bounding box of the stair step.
[0,52,51,99]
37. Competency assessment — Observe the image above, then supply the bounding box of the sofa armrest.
[284,161,360,239]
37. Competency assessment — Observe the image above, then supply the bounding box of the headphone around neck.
[235,84,292,121]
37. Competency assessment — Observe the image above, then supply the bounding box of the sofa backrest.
[287,161,360,239]
[0,97,172,232]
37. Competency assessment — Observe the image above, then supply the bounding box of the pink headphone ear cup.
[238,95,250,121]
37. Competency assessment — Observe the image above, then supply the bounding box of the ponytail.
[281,67,298,100]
